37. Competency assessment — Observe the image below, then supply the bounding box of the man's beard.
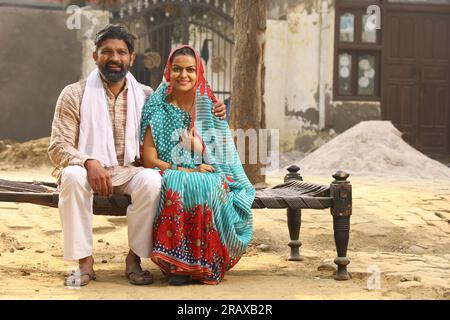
[99,62,129,83]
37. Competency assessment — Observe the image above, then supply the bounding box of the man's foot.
[125,269,154,285]
[125,249,153,285]
[64,255,96,287]
[64,271,96,287]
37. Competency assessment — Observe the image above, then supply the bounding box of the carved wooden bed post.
[284,165,303,261]
[330,171,352,280]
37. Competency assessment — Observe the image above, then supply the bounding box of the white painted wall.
[264,1,381,151]
[285,6,320,128]
[264,20,288,140]
[265,3,326,150]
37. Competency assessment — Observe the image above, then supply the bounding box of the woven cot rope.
[0,179,333,211]
[251,181,332,209]
[270,180,330,195]
[252,196,331,209]
[0,179,50,193]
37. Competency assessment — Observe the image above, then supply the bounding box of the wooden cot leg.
[284,165,304,261]
[330,171,352,280]
[287,208,303,261]
[332,215,351,280]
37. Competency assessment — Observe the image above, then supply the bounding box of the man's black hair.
[94,24,136,53]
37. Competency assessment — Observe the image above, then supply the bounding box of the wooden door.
[382,5,450,154]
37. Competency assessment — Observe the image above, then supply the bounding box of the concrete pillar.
[77,7,110,79]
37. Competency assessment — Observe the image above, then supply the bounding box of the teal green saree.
[140,81,255,284]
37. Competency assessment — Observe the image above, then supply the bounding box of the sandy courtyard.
[0,167,449,300]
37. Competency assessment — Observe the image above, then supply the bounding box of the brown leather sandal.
[125,270,154,285]
[64,272,96,287]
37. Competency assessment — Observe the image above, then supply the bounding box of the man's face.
[93,38,135,83]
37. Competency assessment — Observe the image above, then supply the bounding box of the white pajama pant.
[58,166,161,260]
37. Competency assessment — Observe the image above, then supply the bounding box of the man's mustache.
[106,62,124,69]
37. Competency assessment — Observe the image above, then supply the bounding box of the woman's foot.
[168,274,192,286]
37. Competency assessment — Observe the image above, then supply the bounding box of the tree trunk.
[232,0,267,185]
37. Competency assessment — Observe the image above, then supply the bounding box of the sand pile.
[0,137,52,169]
[295,121,450,180]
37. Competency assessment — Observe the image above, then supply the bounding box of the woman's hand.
[192,164,215,173]
[179,128,192,152]
[179,128,204,155]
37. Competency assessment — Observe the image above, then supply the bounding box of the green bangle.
[172,163,178,170]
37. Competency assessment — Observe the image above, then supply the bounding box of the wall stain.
[284,98,319,126]
[326,102,381,133]
[314,85,381,134]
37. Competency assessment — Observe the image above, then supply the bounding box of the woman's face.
[170,54,197,93]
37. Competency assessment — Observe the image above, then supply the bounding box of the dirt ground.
[0,166,449,300]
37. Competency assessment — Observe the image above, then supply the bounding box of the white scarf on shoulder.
[78,68,145,167]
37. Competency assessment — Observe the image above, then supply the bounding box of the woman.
[140,45,255,285]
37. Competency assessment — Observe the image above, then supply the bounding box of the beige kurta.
[48,77,153,187]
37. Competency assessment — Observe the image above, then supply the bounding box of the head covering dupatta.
[163,45,218,131]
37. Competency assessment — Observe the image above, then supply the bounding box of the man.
[48,24,227,286]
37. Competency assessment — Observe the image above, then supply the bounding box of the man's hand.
[212,100,227,120]
[85,159,113,197]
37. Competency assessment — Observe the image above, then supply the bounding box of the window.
[334,1,382,101]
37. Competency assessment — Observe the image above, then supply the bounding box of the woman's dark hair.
[170,47,196,63]
[94,24,136,53]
